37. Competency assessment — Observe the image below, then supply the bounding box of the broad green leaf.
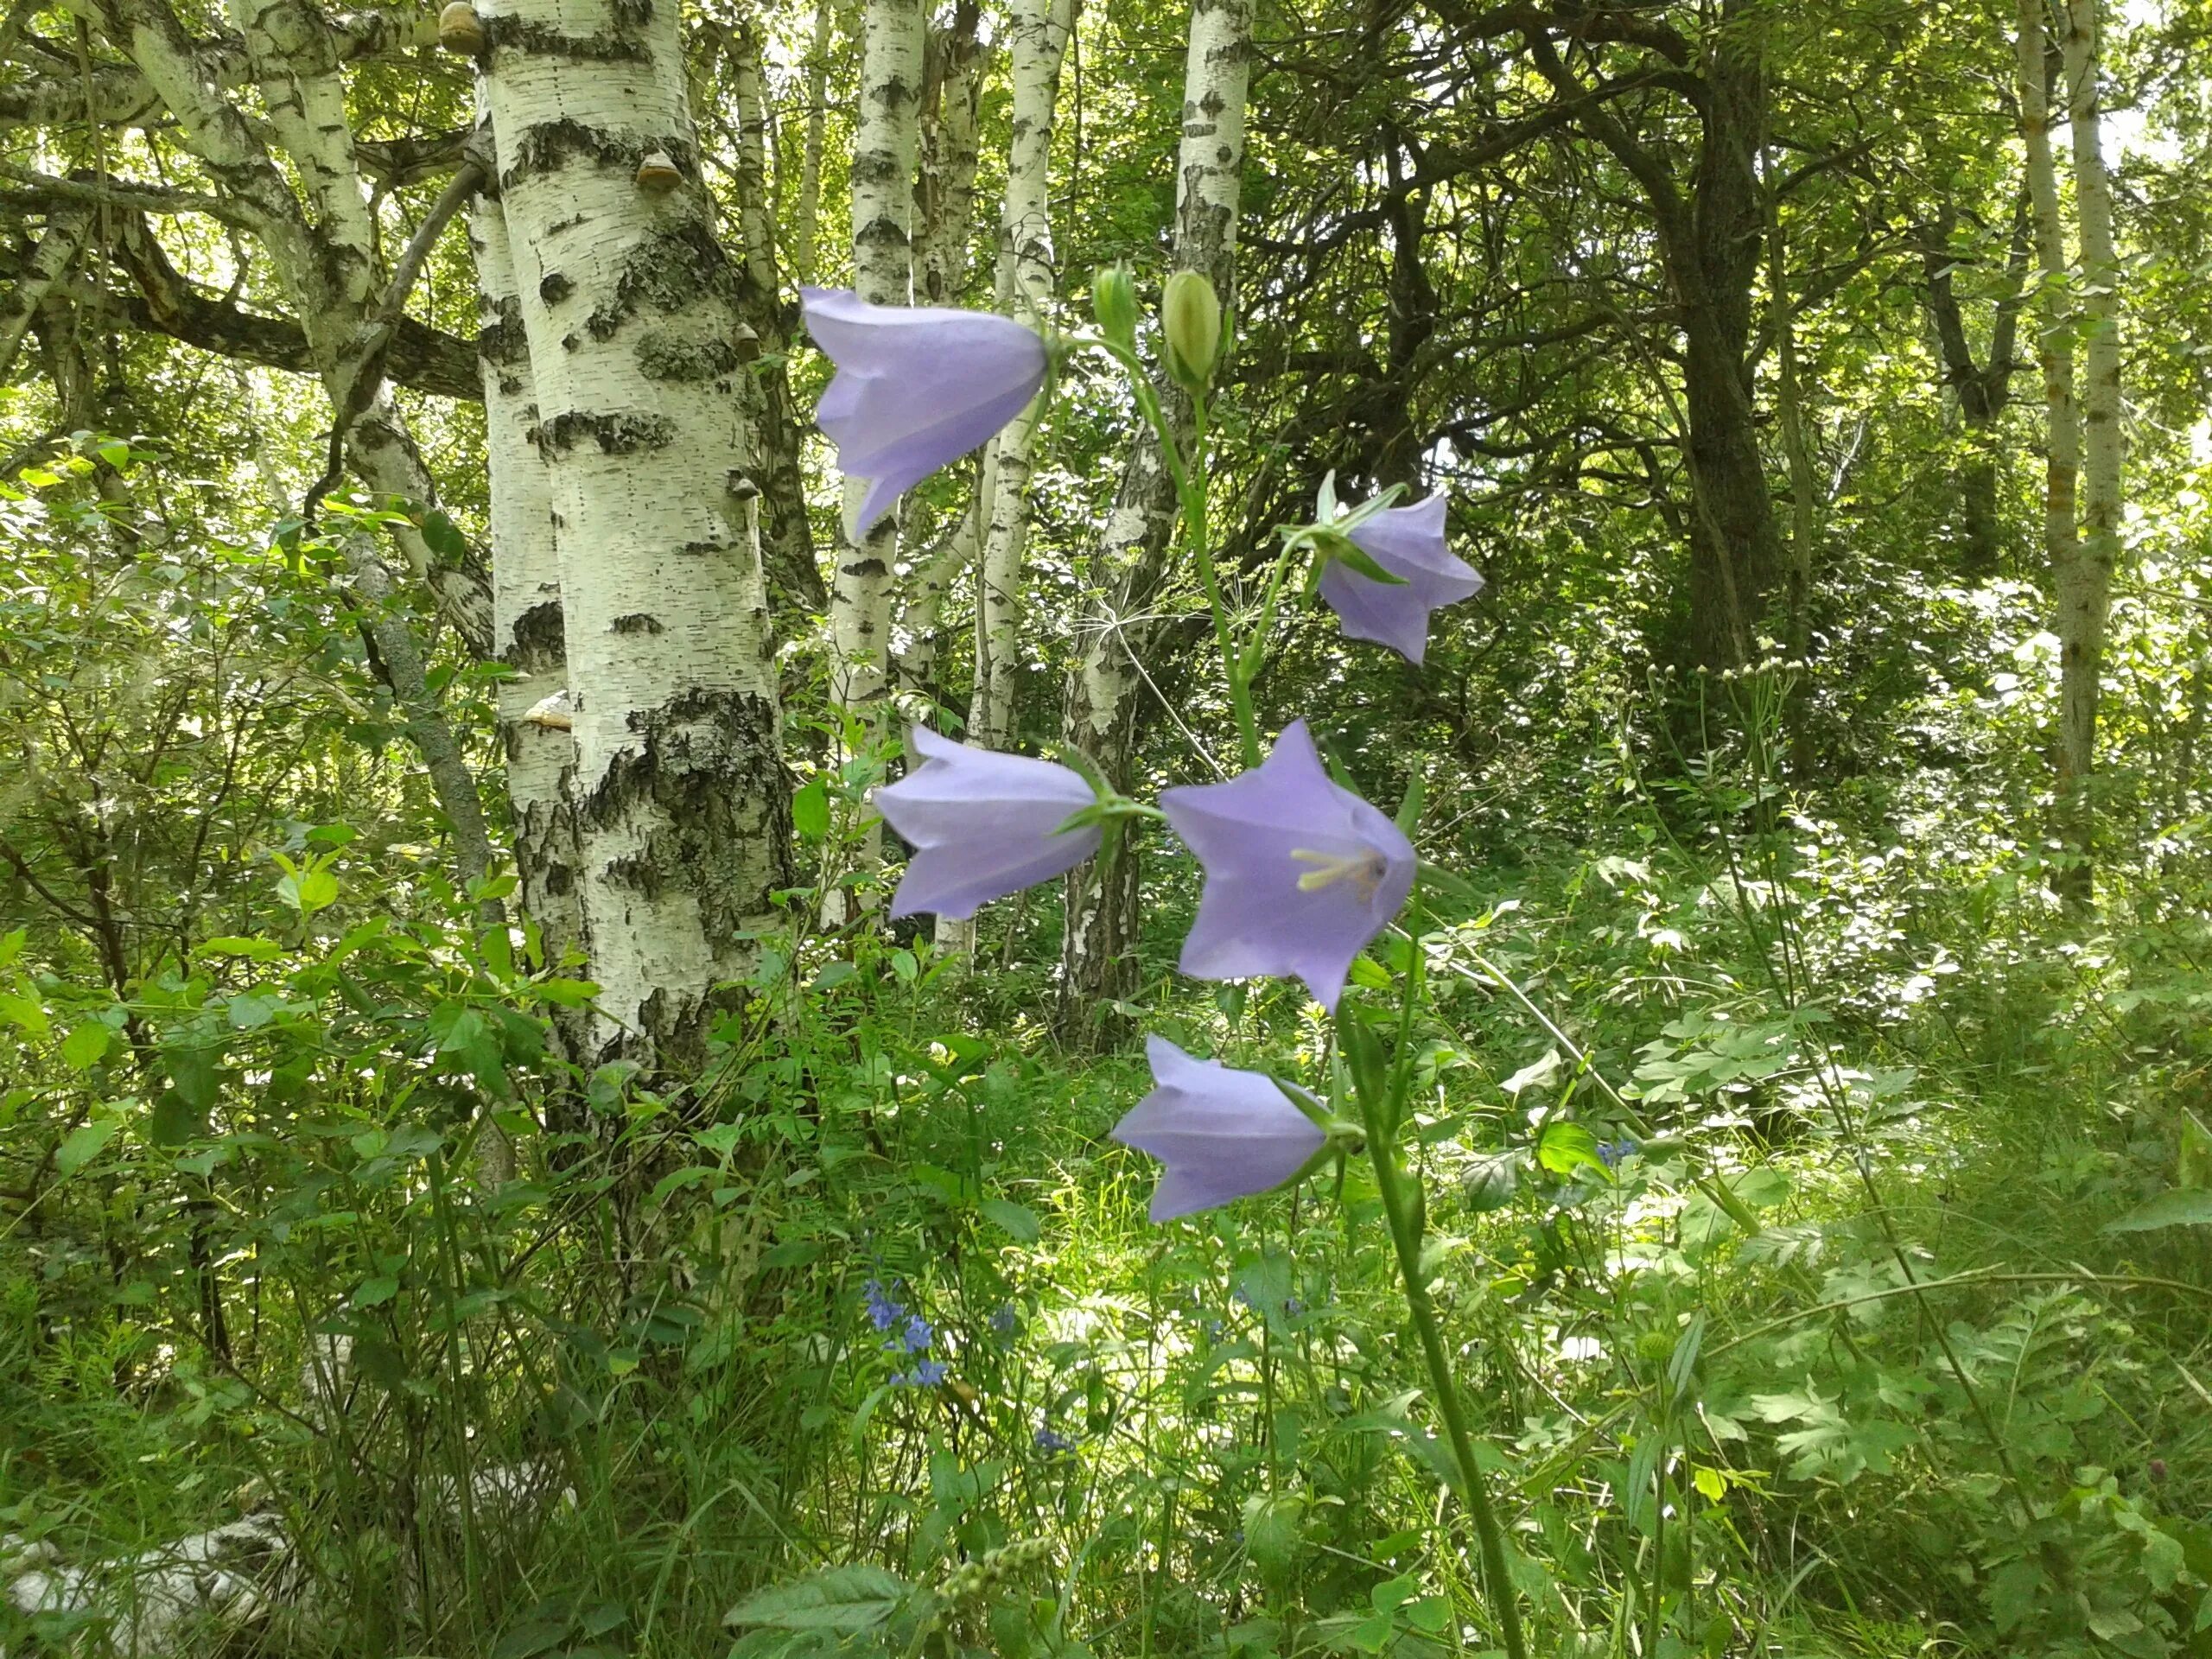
[0,990,49,1037]
[979,1197,1041,1243]
[792,776,830,842]
[1535,1120,1600,1175]
[2104,1188,2212,1232]
[56,1118,119,1177]
[60,1021,111,1070]
[722,1565,911,1631]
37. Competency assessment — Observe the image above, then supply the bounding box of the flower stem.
[1354,1081,1529,1659]
[1118,359,1261,771]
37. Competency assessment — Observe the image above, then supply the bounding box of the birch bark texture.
[829,0,923,727]
[725,20,826,620]
[471,183,582,984]
[967,0,1076,753]
[477,0,791,1073]
[1057,0,1252,1041]
[86,0,493,654]
[912,0,986,308]
[2058,0,2122,903]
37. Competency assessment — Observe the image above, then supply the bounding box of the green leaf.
[418,508,471,564]
[979,1197,1041,1243]
[354,1275,400,1308]
[60,1021,111,1070]
[149,1092,204,1147]
[2104,1187,2212,1232]
[1535,1120,1600,1176]
[722,1565,911,1631]
[56,1118,119,1177]
[164,1045,220,1112]
[0,990,49,1037]
[792,776,830,842]
[277,865,339,914]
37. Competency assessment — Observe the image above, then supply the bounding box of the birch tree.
[2018,0,2096,902]
[967,0,1075,754]
[829,0,922,728]
[477,0,791,1072]
[1058,0,1251,1039]
[2057,0,2121,904]
[471,180,582,980]
[723,19,825,620]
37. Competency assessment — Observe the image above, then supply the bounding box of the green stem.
[1354,1086,1529,1659]
[1122,363,1261,770]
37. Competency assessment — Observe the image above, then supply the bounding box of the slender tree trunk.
[0,205,86,382]
[478,0,791,1076]
[912,0,984,306]
[1055,0,1251,1045]
[2018,0,2087,901]
[726,19,824,620]
[2056,0,2121,907]
[1764,149,1815,658]
[932,0,1071,961]
[793,0,836,287]
[828,0,922,918]
[1921,200,2031,584]
[967,0,1074,753]
[895,493,981,700]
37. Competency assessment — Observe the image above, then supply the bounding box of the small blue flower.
[899,1313,935,1355]
[893,1357,950,1389]
[1596,1138,1639,1171]
[865,1279,904,1332]
[1034,1427,1077,1454]
[989,1304,1019,1338]
[1284,1296,1306,1319]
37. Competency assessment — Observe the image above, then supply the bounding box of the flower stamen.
[1290,847,1388,902]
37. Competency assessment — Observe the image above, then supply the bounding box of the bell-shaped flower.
[801,288,1049,535]
[1318,492,1484,665]
[1111,1036,1327,1222]
[1160,720,1414,1011]
[874,728,1100,920]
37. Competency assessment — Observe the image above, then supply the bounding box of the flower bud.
[1093,263,1139,352]
[1160,270,1221,391]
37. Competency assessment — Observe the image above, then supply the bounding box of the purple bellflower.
[874,728,1102,920]
[1160,720,1416,1011]
[1318,493,1484,665]
[801,288,1049,535]
[1111,1036,1328,1222]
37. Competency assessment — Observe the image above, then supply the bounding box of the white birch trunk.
[472,181,583,975]
[2058,0,2121,902]
[91,0,493,653]
[793,0,836,286]
[894,493,981,698]
[1056,0,1250,1040]
[965,0,1074,754]
[912,6,985,306]
[0,207,86,382]
[830,0,922,721]
[826,0,922,918]
[479,0,790,1072]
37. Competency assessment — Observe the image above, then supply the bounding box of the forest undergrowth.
[6,530,2209,1659]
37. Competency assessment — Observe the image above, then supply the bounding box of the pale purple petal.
[1319,493,1485,665]
[1159,721,1415,1011]
[874,728,1100,919]
[1110,1036,1326,1221]
[802,289,1048,534]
